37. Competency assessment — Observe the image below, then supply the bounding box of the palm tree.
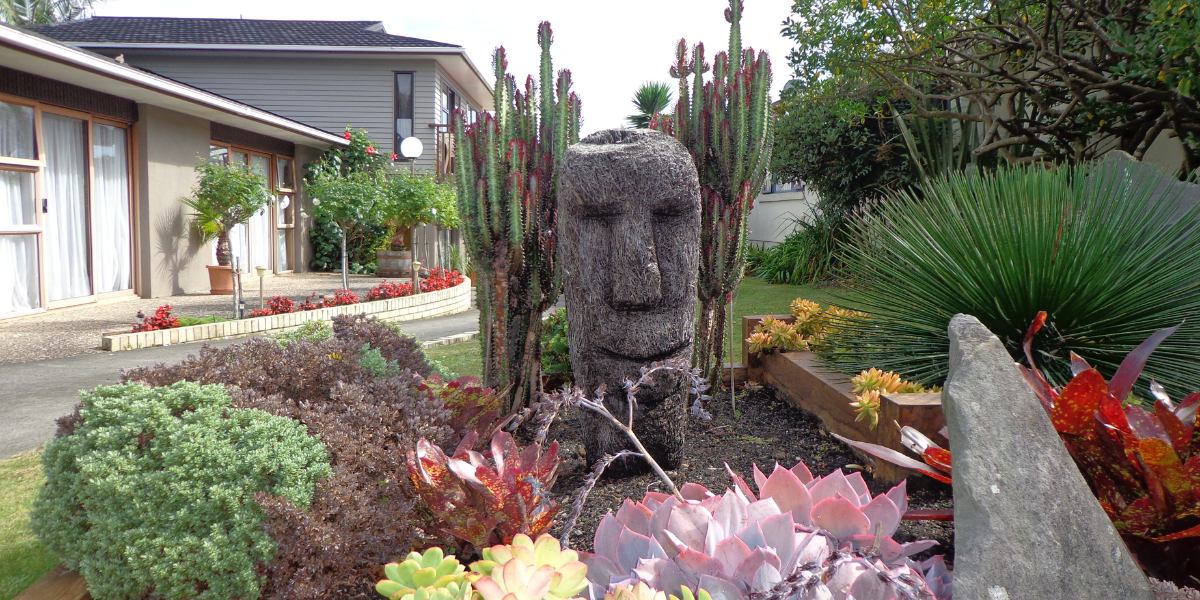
[0,0,94,26]
[627,81,673,129]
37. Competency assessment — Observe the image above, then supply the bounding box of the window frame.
[394,71,415,160]
[209,141,297,274]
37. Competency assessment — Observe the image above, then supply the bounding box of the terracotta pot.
[206,265,235,295]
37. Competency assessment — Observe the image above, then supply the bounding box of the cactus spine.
[454,22,581,413]
[655,0,774,388]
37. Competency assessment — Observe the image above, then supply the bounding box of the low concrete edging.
[743,315,946,485]
[101,278,472,352]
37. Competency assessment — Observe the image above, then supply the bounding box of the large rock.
[943,314,1153,600]
[558,129,701,475]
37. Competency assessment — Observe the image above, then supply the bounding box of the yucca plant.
[821,160,1200,397]
[627,82,673,129]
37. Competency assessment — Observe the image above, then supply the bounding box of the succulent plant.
[407,430,561,550]
[583,461,949,600]
[849,389,882,429]
[604,582,667,600]
[847,369,936,429]
[473,559,562,600]
[471,534,588,600]
[376,547,472,600]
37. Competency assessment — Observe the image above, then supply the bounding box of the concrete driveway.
[0,309,478,458]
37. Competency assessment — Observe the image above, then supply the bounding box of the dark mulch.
[548,383,954,565]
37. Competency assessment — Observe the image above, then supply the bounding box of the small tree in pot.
[377,172,458,276]
[184,161,272,294]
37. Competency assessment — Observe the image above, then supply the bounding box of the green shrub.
[358,344,400,378]
[750,209,844,284]
[31,382,331,600]
[540,308,571,386]
[821,162,1200,396]
[274,320,333,346]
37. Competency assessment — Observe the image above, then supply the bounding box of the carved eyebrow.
[576,195,624,216]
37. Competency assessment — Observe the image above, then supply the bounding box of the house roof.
[32,17,460,49]
[0,23,347,147]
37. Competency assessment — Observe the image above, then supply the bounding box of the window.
[441,88,457,125]
[0,100,36,160]
[395,72,414,155]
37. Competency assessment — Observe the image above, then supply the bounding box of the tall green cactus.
[454,22,581,412]
[653,0,774,389]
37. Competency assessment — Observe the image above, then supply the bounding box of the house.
[0,23,346,320]
[34,16,493,271]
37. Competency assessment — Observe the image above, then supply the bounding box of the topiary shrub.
[31,382,331,600]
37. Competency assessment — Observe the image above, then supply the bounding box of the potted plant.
[377,172,458,277]
[183,161,272,294]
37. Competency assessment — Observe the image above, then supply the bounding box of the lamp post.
[399,136,425,277]
[400,136,423,176]
[255,265,268,309]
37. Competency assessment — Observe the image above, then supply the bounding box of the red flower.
[390,152,399,161]
[366,145,377,155]
[343,130,352,140]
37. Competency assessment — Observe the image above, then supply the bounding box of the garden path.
[0,309,480,459]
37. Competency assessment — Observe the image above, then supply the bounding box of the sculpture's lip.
[595,337,693,362]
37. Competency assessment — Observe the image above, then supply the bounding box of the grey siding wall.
[116,52,441,171]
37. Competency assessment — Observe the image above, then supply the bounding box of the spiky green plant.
[820,161,1200,397]
[652,0,774,388]
[627,82,673,129]
[453,22,581,412]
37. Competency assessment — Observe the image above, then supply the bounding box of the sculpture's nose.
[610,216,663,311]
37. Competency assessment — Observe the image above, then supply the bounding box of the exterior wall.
[133,104,211,297]
[111,51,441,172]
[294,143,324,271]
[746,189,820,247]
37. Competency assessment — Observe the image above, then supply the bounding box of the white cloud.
[93,0,795,136]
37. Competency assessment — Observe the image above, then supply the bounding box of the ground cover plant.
[821,162,1200,396]
[31,382,332,600]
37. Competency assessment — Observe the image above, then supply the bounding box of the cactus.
[376,547,472,600]
[453,22,581,413]
[652,0,774,389]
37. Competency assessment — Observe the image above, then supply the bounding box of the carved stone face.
[558,129,701,469]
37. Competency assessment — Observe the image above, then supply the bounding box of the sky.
[93,0,798,135]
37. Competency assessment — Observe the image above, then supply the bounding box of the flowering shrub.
[369,280,415,301]
[407,430,561,551]
[299,292,321,311]
[324,288,360,307]
[131,304,181,332]
[583,461,950,600]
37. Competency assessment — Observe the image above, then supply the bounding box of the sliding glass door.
[0,97,133,319]
[42,112,92,302]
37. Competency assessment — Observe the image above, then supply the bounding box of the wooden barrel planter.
[376,248,413,278]
[742,315,947,485]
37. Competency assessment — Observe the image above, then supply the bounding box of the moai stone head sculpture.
[558,129,701,474]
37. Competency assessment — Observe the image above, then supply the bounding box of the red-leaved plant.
[322,288,359,307]
[248,295,297,318]
[420,268,465,293]
[366,280,413,301]
[419,376,506,443]
[132,305,181,332]
[407,430,560,552]
[837,311,1200,581]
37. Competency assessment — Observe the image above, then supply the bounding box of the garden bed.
[548,384,954,563]
[742,314,947,484]
[99,277,471,352]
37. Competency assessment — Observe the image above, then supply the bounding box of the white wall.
[746,188,819,247]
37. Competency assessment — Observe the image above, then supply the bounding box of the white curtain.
[92,124,131,293]
[1,170,40,314]
[221,222,250,272]
[248,155,271,271]
[0,101,35,159]
[42,114,91,301]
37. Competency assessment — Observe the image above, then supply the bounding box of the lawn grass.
[176,315,228,327]
[0,450,55,600]
[424,339,483,379]
[419,277,850,379]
